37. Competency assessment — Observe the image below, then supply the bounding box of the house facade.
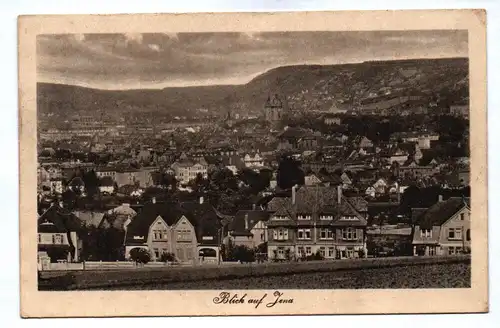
[226,210,269,249]
[37,203,82,263]
[171,160,208,185]
[124,201,222,264]
[266,185,368,260]
[412,197,471,256]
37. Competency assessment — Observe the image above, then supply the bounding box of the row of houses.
[37,184,471,265]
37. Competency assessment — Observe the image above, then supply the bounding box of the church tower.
[264,93,287,123]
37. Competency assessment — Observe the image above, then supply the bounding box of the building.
[98,176,115,194]
[99,203,138,231]
[264,94,287,123]
[412,197,471,256]
[171,159,208,185]
[124,199,224,264]
[243,152,264,169]
[37,203,82,263]
[226,209,269,248]
[449,104,469,118]
[323,114,342,126]
[266,185,368,260]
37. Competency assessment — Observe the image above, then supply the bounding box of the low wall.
[39,255,470,290]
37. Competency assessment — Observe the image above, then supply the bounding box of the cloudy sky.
[37,30,468,90]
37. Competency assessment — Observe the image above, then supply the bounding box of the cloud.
[37,31,468,90]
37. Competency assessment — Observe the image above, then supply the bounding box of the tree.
[129,248,151,264]
[83,170,99,198]
[232,245,255,263]
[277,155,305,189]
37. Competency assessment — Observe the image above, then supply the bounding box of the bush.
[129,247,151,264]
[357,249,365,258]
[233,245,255,263]
[160,252,177,263]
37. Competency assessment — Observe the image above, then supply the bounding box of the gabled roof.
[229,210,269,236]
[347,196,368,213]
[38,204,82,233]
[125,201,226,245]
[414,197,470,229]
[68,176,85,187]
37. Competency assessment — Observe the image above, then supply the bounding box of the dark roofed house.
[266,185,368,261]
[124,199,226,264]
[412,197,471,256]
[67,176,85,193]
[38,203,83,264]
[226,210,269,248]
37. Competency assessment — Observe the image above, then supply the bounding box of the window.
[153,230,167,241]
[448,228,462,240]
[319,247,326,257]
[466,229,471,241]
[420,229,432,238]
[298,229,311,240]
[328,247,335,258]
[320,215,333,220]
[37,234,41,243]
[306,247,312,255]
[341,216,359,221]
[273,215,288,221]
[277,247,285,257]
[320,228,334,240]
[274,229,288,241]
[153,248,160,259]
[460,213,465,221]
[177,229,191,241]
[448,247,455,255]
[52,234,63,244]
[342,228,357,240]
[298,215,311,220]
[297,247,305,257]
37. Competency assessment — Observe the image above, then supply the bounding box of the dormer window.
[420,229,432,238]
[298,214,311,220]
[320,215,333,220]
[272,215,288,221]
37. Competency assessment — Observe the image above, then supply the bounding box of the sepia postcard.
[18,10,488,317]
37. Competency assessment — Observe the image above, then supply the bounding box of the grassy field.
[99,262,470,290]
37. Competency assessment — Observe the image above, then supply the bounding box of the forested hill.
[38,57,468,117]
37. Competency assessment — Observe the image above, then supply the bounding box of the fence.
[39,255,471,290]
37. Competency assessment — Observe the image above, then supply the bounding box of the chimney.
[337,184,342,204]
[199,196,204,204]
[244,213,249,230]
[152,197,156,204]
[438,195,443,202]
[292,185,297,205]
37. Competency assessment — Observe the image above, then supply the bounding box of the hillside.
[37,57,469,118]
